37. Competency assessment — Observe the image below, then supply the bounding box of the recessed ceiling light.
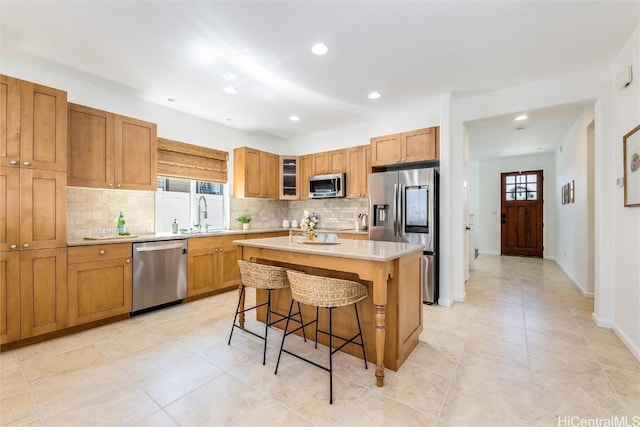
[167,98,175,102]
[368,92,381,100]
[515,114,528,121]
[311,43,328,56]
[224,86,238,94]
[289,115,300,122]
[222,72,237,81]
[515,126,525,132]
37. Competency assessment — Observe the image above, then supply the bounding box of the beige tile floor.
[1,255,638,426]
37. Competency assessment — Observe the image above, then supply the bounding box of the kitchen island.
[234,236,424,387]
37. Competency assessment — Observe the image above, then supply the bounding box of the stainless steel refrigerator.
[368,168,439,304]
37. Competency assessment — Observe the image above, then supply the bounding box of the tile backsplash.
[67,187,155,239]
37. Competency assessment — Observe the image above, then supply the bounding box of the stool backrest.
[237,260,290,289]
[286,270,368,308]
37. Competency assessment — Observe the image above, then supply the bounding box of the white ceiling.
[1,1,637,158]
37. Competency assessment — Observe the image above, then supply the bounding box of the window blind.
[157,137,228,183]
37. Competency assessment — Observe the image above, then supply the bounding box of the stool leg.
[297,302,307,342]
[275,299,295,375]
[228,285,245,345]
[263,289,272,365]
[329,307,334,405]
[314,306,319,349]
[354,303,367,369]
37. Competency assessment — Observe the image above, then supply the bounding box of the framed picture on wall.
[624,124,640,207]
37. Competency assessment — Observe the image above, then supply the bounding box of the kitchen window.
[156,177,228,233]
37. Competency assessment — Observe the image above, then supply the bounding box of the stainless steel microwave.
[309,173,345,198]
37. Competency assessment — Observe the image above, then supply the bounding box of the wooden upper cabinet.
[279,156,299,200]
[68,103,114,188]
[233,147,278,199]
[312,149,347,175]
[346,145,371,198]
[371,127,439,166]
[67,103,157,191]
[299,155,312,200]
[20,169,67,250]
[20,247,68,338]
[0,167,20,252]
[115,114,157,190]
[1,75,21,168]
[20,81,67,172]
[1,76,67,171]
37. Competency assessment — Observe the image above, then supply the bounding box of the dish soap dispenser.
[117,211,126,235]
[172,219,178,233]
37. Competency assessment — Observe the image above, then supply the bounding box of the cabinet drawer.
[68,243,132,263]
[188,235,241,251]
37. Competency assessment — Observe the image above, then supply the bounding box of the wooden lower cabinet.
[67,243,132,326]
[188,236,241,297]
[20,247,67,339]
[336,232,368,241]
[0,251,20,344]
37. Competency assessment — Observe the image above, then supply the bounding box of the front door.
[501,170,543,257]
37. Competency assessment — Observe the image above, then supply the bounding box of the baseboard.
[612,323,640,362]
[543,255,555,261]
[478,250,500,256]
[592,311,613,328]
[556,261,594,298]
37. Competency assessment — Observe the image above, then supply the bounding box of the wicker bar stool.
[229,260,306,365]
[275,270,368,404]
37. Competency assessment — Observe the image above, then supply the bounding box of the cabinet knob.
[10,160,17,165]
[401,158,406,163]
[108,183,113,187]
[99,250,105,255]
[23,161,31,166]
[10,244,17,250]
[126,259,131,263]
[116,183,121,188]
[23,243,30,248]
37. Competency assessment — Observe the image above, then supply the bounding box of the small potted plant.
[236,214,252,230]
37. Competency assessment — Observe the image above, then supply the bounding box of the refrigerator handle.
[397,183,403,238]
[393,183,398,237]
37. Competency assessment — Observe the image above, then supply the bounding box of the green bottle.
[117,211,126,235]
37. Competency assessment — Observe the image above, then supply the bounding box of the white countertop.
[67,227,368,247]
[235,236,424,262]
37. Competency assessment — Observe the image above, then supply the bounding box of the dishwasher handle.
[135,243,187,253]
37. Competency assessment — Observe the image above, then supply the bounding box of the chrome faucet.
[195,195,208,231]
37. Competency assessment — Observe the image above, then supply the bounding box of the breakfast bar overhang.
[234,236,424,387]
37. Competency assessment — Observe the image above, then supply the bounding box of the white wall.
[593,27,640,360]
[474,153,556,259]
[555,106,595,296]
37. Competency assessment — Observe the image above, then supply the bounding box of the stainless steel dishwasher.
[132,239,188,314]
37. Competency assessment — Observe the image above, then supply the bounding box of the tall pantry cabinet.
[1,75,68,344]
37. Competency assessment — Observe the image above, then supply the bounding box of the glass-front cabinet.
[279,156,299,200]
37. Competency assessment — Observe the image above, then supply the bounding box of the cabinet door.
[20,81,67,172]
[187,246,217,297]
[114,114,157,190]
[0,251,20,344]
[279,156,299,200]
[401,127,437,163]
[329,149,346,173]
[20,169,67,250]
[346,146,364,198]
[20,247,67,338]
[363,144,372,197]
[1,75,21,168]
[68,257,132,326]
[0,167,20,252]
[371,133,401,166]
[67,103,114,188]
[299,155,312,200]
[262,151,279,199]
[243,148,262,198]
[217,243,241,290]
[313,152,329,175]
